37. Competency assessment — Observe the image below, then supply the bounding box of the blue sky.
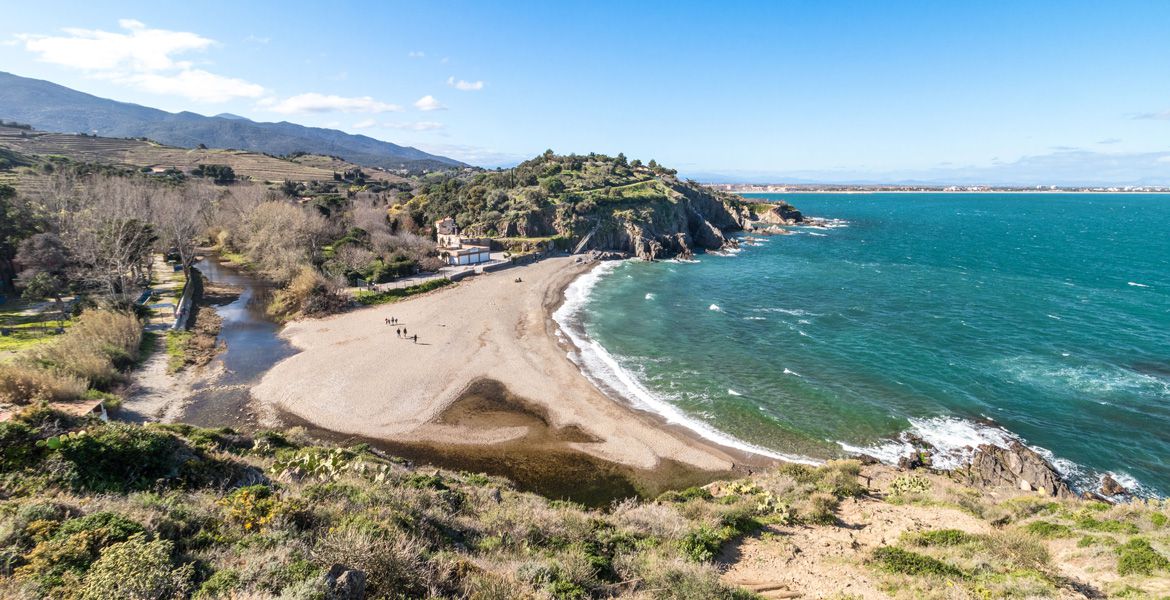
[2,1,1169,183]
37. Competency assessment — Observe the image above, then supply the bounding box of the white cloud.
[408,50,425,58]
[123,69,264,103]
[413,95,445,111]
[447,76,484,91]
[353,118,377,129]
[1132,110,1170,120]
[17,20,265,102]
[267,93,404,114]
[1157,155,1170,164]
[384,121,445,131]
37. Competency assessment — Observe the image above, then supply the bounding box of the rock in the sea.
[962,441,1071,497]
[323,564,366,600]
[1100,474,1127,496]
[588,250,627,261]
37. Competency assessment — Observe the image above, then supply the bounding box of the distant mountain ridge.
[0,71,465,170]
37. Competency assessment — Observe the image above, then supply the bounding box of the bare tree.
[154,183,212,276]
[48,176,159,303]
[240,201,327,284]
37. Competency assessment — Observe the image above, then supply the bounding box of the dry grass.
[0,364,87,407]
[24,310,141,389]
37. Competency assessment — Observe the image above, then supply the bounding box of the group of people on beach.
[385,316,418,343]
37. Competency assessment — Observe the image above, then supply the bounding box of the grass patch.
[907,529,978,547]
[1023,520,1074,538]
[353,278,452,305]
[165,330,193,373]
[871,546,966,578]
[1075,515,1139,535]
[1116,538,1170,576]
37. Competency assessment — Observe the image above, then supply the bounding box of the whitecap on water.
[782,368,801,377]
[727,389,743,396]
[1128,281,1150,288]
[644,293,655,300]
[998,356,1170,397]
[709,304,722,311]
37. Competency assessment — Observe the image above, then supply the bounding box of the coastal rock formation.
[961,442,1072,497]
[572,181,747,260]
[755,201,804,225]
[1100,474,1127,496]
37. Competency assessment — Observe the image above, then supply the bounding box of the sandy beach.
[253,257,770,497]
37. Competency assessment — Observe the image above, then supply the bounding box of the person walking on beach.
[402,327,407,336]
[395,328,401,337]
[412,334,418,343]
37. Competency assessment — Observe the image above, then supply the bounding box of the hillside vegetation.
[1,412,1167,599]
[402,151,753,259]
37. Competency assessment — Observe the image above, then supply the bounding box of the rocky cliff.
[409,152,764,261]
[566,180,751,260]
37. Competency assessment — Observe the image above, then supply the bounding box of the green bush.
[79,533,193,599]
[871,546,965,578]
[658,486,713,503]
[680,527,724,563]
[55,423,182,491]
[1075,515,1139,535]
[194,568,241,599]
[1116,538,1170,576]
[909,529,977,546]
[1023,520,1073,538]
[14,512,145,593]
[0,421,40,470]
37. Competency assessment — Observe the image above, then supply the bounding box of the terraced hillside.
[0,127,407,190]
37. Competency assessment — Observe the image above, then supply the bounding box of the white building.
[435,218,491,266]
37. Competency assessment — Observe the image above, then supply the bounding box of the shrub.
[217,485,282,532]
[908,529,976,547]
[870,546,965,578]
[1075,515,1139,535]
[1116,538,1170,576]
[817,460,865,498]
[888,474,931,497]
[680,527,724,563]
[657,486,713,503]
[1023,520,1073,538]
[314,525,433,598]
[804,492,840,525]
[0,421,40,470]
[983,530,1051,571]
[79,533,192,599]
[54,423,182,491]
[269,266,349,319]
[14,512,145,593]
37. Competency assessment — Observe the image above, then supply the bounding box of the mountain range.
[0,71,464,170]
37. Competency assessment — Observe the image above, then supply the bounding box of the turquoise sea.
[556,193,1170,496]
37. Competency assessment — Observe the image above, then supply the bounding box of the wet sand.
[253,256,774,502]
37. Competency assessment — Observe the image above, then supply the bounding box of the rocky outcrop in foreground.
[961,441,1072,497]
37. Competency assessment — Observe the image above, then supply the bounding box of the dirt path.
[720,495,992,599]
[120,333,205,423]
